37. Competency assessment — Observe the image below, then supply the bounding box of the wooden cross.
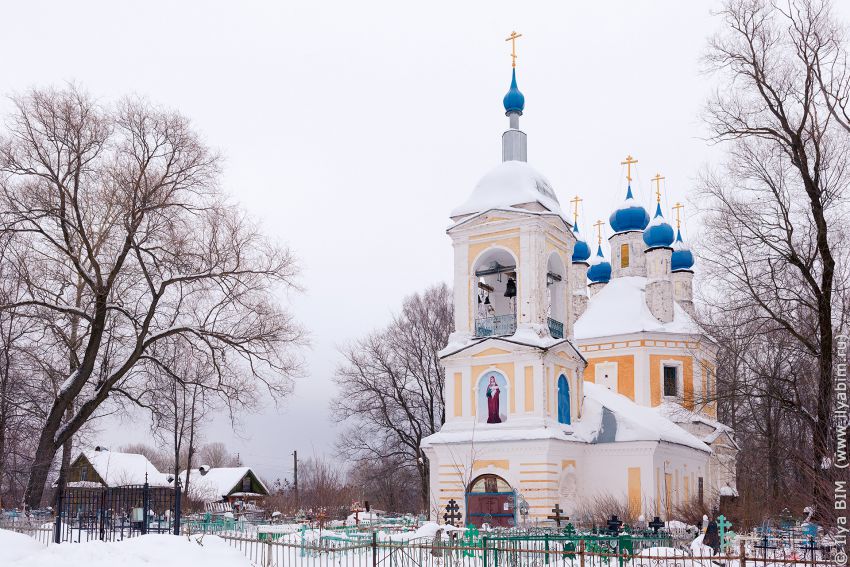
[505,31,522,68]
[651,173,665,203]
[717,515,732,551]
[620,154,638,183]
[443,499,461,527]
[570,195,582,224]
[672,202,684,230]
[593,219,604,246]
[547,503,566,527]
[648,516,665,534]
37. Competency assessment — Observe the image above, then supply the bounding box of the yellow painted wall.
[628,468,641,517]
[472,459,509,471]
[584,355,636,401]
[524,366,534,412]
[649,354,694,408]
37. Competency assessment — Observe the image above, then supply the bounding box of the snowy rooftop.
[574,276,701,340]
[575,383,710,452]
[79,450,171,487]
[656,402,739,449]
[450,161,567,222]
[178,467,268,502]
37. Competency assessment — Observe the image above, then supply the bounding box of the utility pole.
[293,450,298,505]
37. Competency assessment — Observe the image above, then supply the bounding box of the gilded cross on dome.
[651,173,665,203]
[593,219,604,246]
[620,154,638,183]
[505,31,522,68]
[672,202,684,229]
[570,195,582,224]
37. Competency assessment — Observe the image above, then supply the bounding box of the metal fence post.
[372,531,378,567]
[53,489,63,544]
[141,481,150,535]
[740,539,747,567]
[173,480,182,536]
[483,536,489,567]
[579,539,585,567]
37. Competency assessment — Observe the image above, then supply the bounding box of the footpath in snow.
[0,529,253,567]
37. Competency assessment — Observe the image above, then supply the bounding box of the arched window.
[620,243,630,268]
[557,374,571,424]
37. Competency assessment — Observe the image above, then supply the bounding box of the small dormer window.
[80,465,88,481]
[663,365,678,397]
[242,476,251,492]
[620,243,630,268]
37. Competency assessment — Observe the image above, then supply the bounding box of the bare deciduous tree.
[333,283,452,513]
[699,0,849,520]
[0,85,304,507]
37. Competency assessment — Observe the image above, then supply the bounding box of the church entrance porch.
[465,474,516,527]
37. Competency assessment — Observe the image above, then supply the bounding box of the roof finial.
[651,173,665,204]
[570,195,583,225]
[593,219,604,246]
[672,202,684,230]
[620,154,638,183]
[506,31,522,68]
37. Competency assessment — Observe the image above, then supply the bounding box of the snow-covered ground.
[0,529,253,567]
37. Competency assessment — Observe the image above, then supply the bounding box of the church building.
[420,40,738,527]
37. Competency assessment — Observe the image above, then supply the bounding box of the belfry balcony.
[548,317,564,339]
[475,314,517,337]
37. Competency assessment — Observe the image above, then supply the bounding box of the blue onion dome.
[643,203,675,249]
[587,245,612,283]
[609,185,650,233]
[503,68,525,114]
[671,229,695,272]
[571,221,591,264]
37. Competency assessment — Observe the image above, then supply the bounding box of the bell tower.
[423,38,586,526]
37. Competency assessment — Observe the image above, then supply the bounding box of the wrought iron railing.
[475,314,517,337]
[547,317,564,339]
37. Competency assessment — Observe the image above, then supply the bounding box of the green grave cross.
[463,523,480,557]
[717,515,732,552]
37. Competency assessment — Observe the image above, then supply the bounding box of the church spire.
[502,31,527,162]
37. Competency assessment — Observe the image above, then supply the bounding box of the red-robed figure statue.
[486,375,502,423]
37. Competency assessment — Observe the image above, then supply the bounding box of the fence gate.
[54,481,181,543]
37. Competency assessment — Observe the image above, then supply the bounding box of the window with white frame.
[663,365,678,398]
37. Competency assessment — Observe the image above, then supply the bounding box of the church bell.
[504,277,517,298]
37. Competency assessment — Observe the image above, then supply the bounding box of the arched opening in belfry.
[472,248,518,337]
[546,252,566,338]
[466,474,515,527]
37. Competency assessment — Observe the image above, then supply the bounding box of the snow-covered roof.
[657,403,740,449]
[78,450,171,487]
[574,276,701,340]
[450,161,567,222]
[178,467,268,502]
[575,383,711,452]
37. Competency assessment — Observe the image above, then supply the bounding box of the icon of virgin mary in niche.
[479,372,507,424]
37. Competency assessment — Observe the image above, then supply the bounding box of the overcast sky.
[5,0,836,482]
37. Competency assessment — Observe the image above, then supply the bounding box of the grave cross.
[547,504,567,527]
[607,514,623,535]
[716,515,732,552]
[648,516,665,534]
[754,534,775,558]
[443,499,461,527]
